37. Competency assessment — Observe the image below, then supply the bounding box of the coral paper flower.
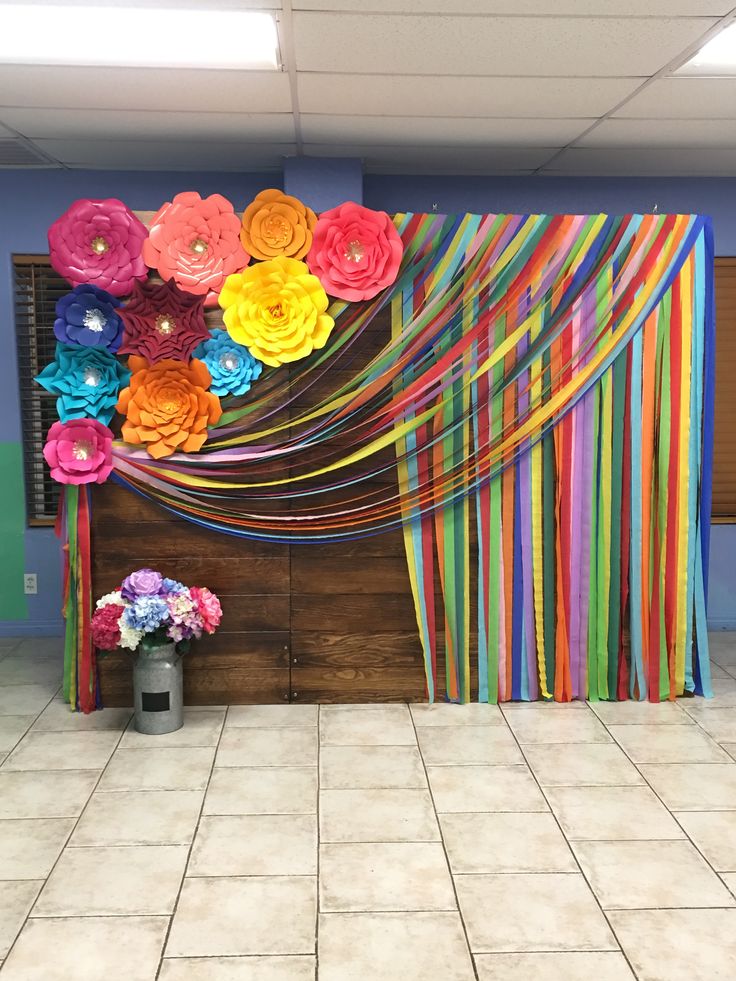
[119,280,210,364]
[219,256,334,368]
[307,202,403,302]
[36,344,131,425]
[142,191,249,305]
[54,285,124,352]
[43,418,114,485]
[193,329,263,398]
[240,189,317,261]
[48,198,148,296]
[116,356,222,459]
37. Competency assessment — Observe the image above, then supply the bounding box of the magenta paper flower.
[48,198,148,297]
[307,202,404,302]
[43,418,114,485]
[119,279,209,364]
[142,191,250,306]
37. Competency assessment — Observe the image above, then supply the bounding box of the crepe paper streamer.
[57,486,99,713]
[53,209,713,707]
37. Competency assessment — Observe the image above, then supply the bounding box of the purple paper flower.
[121,568,163,602]
[54,285,124,352]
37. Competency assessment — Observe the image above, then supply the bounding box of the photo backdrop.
[39,200,714,709]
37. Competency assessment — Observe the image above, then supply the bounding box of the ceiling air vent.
[0,138,57,167]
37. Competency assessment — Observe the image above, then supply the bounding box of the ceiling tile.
[304,143,556,174]
[0,66,291,113]
[580,117,736,147]
[33,139,294,171]
[544,146,736,175]
[298,73,641,118]
[293,13,718,76]
[301,114,588,146]
[0,108,295,142]
[294,0,729,11]
[615,77,736,118]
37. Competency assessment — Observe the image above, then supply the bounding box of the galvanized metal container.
[133,640,183,735]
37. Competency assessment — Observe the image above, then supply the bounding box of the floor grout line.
[409,702,480,981]
[152,706,228,979]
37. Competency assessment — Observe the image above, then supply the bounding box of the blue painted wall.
[2,169,735,634]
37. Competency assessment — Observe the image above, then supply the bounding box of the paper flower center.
[190,237,208,255]
[83,308,107,332]
[155,313,177,336]
[218,352,241,372]
[343,239,365,263]
[158,386,184,415]
[72,438,95,461]
[83,367,102,387]
[90,236,109,255]
[262,214,292,247]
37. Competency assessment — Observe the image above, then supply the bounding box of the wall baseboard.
[707,619,736,631]
[0,620,63,638]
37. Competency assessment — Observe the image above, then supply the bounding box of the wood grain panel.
[714,258,736,518]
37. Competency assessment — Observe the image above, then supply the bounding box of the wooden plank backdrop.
[92,304,473,705]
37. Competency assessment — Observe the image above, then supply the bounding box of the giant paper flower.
[193,329,263,397]
[48,198,148,296]
[142,192,249,305]
[218,256,334,368]
[43,418,114,485]
[35,344,131,425]
[240,189,317,261]
[119,280,210,364]
[116,355,222,459]
[54,284,124,352]
[307,202,404,302]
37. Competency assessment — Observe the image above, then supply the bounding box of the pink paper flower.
[119,280,210,364]
[307,202,404,302]
[142,192,250,306]
[43,418,114,485]
[190,586,222,634]
[48,198,148,297]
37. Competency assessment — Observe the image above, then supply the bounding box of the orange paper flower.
[116,356,222,459]
[240,189,317,261]
[219,256,334,368]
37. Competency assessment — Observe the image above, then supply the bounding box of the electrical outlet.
[23,573,37,595]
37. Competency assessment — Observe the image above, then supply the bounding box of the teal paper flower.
[35,343,131,425]
[193,328,263,398]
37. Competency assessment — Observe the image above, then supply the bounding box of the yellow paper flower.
[240,189,317,261]
[218,256,335,368]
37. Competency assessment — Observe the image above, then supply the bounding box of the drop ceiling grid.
[0,6,735,173]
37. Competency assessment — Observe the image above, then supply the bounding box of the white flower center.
[219,352,241,372]
[344,239,365,263]
[83,367,102,387]
[72,438,94,461]
[83,308,107,332]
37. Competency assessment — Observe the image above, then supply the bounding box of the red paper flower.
[43,418,114,485]
[48,198,148,297]
[307,202,404,302]
[119,280,210,364]
[142,192,250,306]
[91,603,124,651]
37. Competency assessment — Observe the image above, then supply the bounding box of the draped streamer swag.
[63,211,714,709]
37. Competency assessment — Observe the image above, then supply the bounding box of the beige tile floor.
[1,636,736,978]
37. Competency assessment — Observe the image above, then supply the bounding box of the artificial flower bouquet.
[91,567,222,653]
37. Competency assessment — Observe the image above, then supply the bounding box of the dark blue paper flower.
[35,343,131,425]
[54,284,124,351]
[193,328,263,398]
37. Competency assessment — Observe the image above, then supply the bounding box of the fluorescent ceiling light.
[679,22,736,75]
[0,4,280,69]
